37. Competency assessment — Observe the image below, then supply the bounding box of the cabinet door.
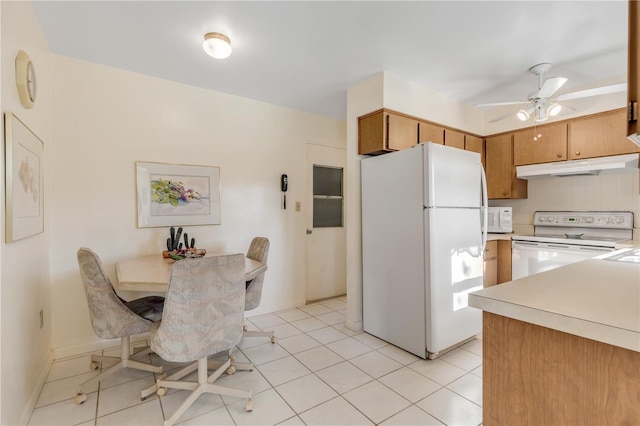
[444,129,465,149]
[358,110,385,155]
[387,112,418,151]
[486,134,526,199]
[483,241,498,288]
[514,122,568,165]
[569,109,640,159]
[465,134,485,167]
[629,0,639,139]
[418,121,444,145]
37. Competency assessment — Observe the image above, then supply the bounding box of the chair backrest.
[77,248,154,339]
[151,254,246,363]
[245,237,270,311]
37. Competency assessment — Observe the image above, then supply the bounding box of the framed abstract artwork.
[136,161,221,228]
[4,112,44,242]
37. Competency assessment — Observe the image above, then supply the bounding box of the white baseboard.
[20,349,55,425]
[345,318,363,332]
[245,298,307,318]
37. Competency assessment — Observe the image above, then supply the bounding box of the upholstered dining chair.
[243,237,276,343]
[75,248,164,404]
[146,254,253,426]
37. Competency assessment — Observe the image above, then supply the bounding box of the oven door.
[511,241,614,280]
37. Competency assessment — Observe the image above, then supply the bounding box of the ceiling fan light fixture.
[516,109,529,121]
[517,105,534,121]
[548,103,562,117]
[203,32,232,59]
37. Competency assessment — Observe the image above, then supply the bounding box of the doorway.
[305,143,347,302]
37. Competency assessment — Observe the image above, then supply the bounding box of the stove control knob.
[585,217,594,223]
[539,217,546,223]
[547,216,555,223]
[604,217,613,224]
[615,217,625,224]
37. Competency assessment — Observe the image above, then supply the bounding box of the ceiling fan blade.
[555,83,627,101]
[473,101,528,108]
[488,111,515,123]
[537,77,568,99]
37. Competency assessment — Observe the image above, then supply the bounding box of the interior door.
[305,143,347,302]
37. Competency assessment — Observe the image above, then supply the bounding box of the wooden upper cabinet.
[358,109,418,155]
[418,120,444,145]
[568,109,640,160]
[444,129,465,149]
[465,134,485,167]
[629,0,639,140]
[485,133,527,200]
[513,122,568,165]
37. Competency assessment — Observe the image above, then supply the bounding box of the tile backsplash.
[490,170,640,236]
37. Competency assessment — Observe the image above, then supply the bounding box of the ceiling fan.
[474,63,627,123]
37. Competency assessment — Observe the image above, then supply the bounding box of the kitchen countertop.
[469,256,640,352]
[486,233,512,241]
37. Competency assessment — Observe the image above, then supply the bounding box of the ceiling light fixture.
[202,32,232,59]
[534,103,549,123]
[517,105,534,121]
[547,103,562,117]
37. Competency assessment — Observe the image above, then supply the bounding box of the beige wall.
[50,55,346,354]
[1,1,54,424]
[2,3,346,421]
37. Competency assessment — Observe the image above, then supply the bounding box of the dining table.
[115,252,267,293]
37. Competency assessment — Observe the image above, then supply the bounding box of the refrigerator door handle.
[480,166,488,254]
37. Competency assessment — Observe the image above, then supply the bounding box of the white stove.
[511,211,634,280]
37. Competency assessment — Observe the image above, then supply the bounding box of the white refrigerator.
[361,143,487,359]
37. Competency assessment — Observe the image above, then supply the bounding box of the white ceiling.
[32,1,629,120]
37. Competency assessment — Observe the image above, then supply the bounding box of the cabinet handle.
[575,151,581,156]
[557,153,562,158]
[502,191,508,196]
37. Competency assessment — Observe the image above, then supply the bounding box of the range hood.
[516,153,639,179]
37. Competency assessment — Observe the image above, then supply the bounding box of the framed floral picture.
[4,113,44,242]
[136,161,221,227]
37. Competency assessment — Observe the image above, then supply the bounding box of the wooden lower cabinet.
[568,109,640,159]
[482,312,640,425]
[483,241,498,287]
[484,239,512,287]
[496,239,511,284]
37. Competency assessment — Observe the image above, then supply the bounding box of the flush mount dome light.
[203,32,232,59]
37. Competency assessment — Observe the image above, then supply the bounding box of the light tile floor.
[28,296,483,425]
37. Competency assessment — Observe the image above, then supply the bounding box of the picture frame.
[136,161,221,228]
[4,112,44,243]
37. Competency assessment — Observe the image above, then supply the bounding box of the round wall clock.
[15,50,36,109]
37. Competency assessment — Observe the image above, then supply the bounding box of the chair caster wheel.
[270,336,277,344]
[226,365,236,375]
[246,399,253,412]
[74,393,87,405]
[243,325,248,332]
[156,387,166,397]
[157,373,167,381]
[89,361,100,370]
[229,355,236,363]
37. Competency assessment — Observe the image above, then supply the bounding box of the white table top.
[115,252,267,293]
[469,257,640,352]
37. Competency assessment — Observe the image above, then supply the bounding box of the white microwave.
[486,207,512,233]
